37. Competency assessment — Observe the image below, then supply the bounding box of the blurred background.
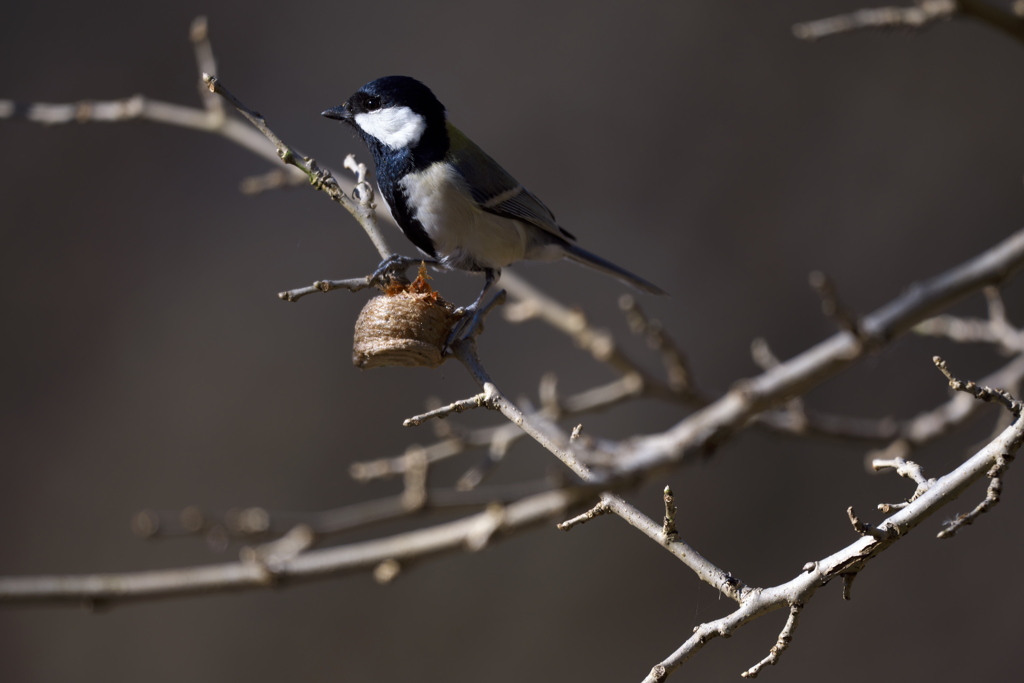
[2,1,1023,681]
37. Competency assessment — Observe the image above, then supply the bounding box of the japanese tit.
[322,76,665,313]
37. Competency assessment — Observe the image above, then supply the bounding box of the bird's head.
[322,76,446,153]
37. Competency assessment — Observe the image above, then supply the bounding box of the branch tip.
[404,392,490,427]
[809,270,867,341]
[189,16,209,42]
[662,486,678,541]
[741,603,802,678]
[557,501,609,531]
[846,506,891,540]
[841,572,858,601]
[933,356,1022,415]
[793,1,957,42]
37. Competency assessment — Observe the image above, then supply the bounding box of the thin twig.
[619,294,696,395]
[933,356,1022,415]
[278,277,373,302]
[914,288,1024,352]
[793,1,957,41]
[452,338,600,483]
[404,391,493,427]
[133,480,560,542]
[846,506,892,541]
[202,73,393,261]
[0,488,594,605]
[556,500,610,531]
[639,415,1024,681]
[809,271,866,341]
[741,604,803,678]
[501,275,700,405]
[616,229,1024,476]
[600,493,746,602]
[661,486,678,541]
[792,0,1024,46]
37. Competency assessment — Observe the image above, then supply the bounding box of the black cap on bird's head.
[323,76,450,165]
[322,76,447,153]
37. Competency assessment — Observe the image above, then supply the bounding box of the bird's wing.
[445,122,575,241]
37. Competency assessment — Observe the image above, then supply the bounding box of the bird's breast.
[399,163,530,272]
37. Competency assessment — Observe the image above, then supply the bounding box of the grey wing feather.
[446,122,574,241]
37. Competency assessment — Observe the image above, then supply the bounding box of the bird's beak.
[321,104,352,122]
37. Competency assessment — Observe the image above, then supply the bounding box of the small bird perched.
[322,76,665,337]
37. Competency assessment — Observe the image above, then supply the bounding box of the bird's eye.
[365,96,381,111]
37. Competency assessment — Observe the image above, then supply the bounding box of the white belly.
[400,164,530,271]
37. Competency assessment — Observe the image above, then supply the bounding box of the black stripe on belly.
[376,167,437,259]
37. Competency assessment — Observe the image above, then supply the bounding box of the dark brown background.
[2,1,1023,681]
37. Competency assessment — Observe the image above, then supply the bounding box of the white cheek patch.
[354,106,427,149]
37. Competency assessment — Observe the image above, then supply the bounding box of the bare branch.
[556,500,610,531]
[278,277,373,302]
[619,294,697,395]
[661,486,678,541]
[641,415,1024,681]
[809,270,867,342]
[846,506,893,541]
[751,337,809,433]
[958,0,1024,43]
[600,493,746,602]
[616,228,1024,476]
[936,464,1005,539]
[0,488,593,605]
[501,275,698,405]
[933,356,1023,415]
[6,18,1024,683]
[741,604,803,678]
[240,524,315,575]
[793,1,956,41]
[873,457,935,512]
[188,16,223,116]
[201,74,393,261]
[793,0,1024,46]
[132,479,558,544]
[451,338,600,483]
[928,357,1019,538]
[403,391,493,427]
[240,167,309,195]
[914,287,1024,352]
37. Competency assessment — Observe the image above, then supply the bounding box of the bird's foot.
[445,289,507,353]
[369,255,439,287]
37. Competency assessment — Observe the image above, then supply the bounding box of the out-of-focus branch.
[4,16,1024,683]
[793,0,957,40]
[0,487,593,605]
[451,338,599,483]
[793,0,1024,46]
[8,226,1016,607]
[0,91,280,162]
[619,294,696,395]
[132,479,560,543]
[0,18,288,177]
[0,18,388,272]
[617,228,1024,476]
[360,312,681,488]
[501,274,706,406]
[914,286,1024,352]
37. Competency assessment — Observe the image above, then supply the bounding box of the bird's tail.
[561,243,667,296]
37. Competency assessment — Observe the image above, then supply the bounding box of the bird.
[321,76,665,339]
